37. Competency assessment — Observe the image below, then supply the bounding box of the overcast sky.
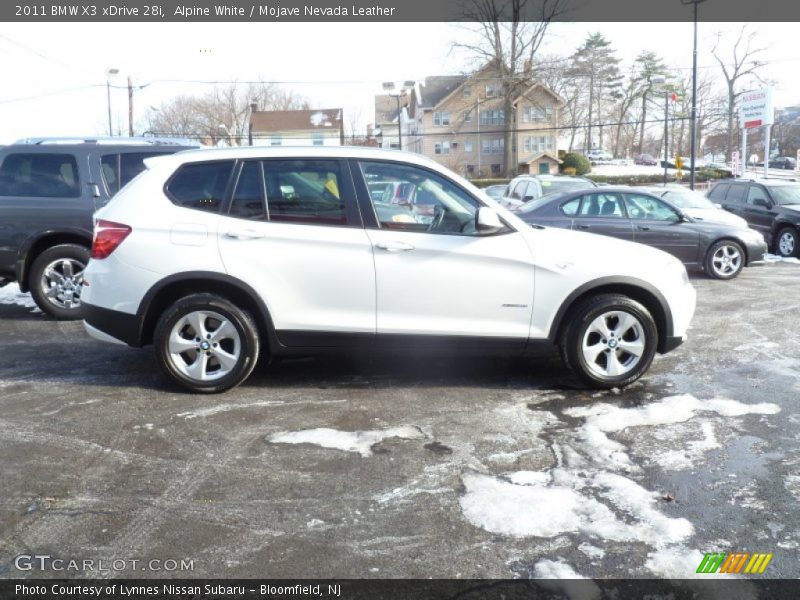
[0,22,798,145]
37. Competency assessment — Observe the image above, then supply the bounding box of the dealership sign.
[740,88,774,129]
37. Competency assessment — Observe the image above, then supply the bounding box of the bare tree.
[147,81,308,144]
[456,0,565,176]
[538,54,586,152]
[711,26,769,160]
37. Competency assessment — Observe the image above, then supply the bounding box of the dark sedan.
[515,187,768,279]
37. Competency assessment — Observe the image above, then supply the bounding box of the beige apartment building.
[415,63,564,178]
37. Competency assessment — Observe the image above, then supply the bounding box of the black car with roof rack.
[0,137,197,318]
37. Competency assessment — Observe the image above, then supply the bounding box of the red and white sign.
[740,88,774,129]
[731,151,740,175]
[796,149,800,173]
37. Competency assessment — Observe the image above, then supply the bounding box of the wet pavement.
[0,262,798,579]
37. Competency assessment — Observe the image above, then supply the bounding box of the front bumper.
[745,238,769,265]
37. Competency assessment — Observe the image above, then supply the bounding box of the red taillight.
[92,220,132,259]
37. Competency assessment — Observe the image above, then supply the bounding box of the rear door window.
[102,152,172,195]
[166,161,234,213]
[262,159,347,226]
[725,184,747,204]
[0,153,81,198]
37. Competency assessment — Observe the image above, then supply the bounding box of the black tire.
[28,243,90,320]
[775,227,798,258]
[153,293,260,393]
[704,239,745,280]
[559,293,658,389]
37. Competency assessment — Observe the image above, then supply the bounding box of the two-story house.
[250,109,344,147]
[416,63,564,178]
[373,89,421,153]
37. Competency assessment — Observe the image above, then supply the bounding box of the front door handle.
[375,240,415,252]
[224,230,265,240]
[637,226,651,231]
[576,224,590,230]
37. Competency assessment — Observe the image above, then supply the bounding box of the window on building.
[464,138,473,153]
[480,109,505,125]
[462,85,471,97]
[312,133,324,146]
[433,111,451,127]
[482,138,504,155]
[523,105,553,123]
[434,141,451,155]
[270,135,282,146]
[491,164,502,175]
[463,110,473,123]
[485,82,501,98]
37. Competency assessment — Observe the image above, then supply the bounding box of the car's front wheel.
[776,227,798,258]
[560,294,658,389]
[28,243,90,320]
[705,240,744,279]
[154,293,260,393]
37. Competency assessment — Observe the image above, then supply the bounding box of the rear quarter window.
[165,161,234,213]
[0,153,81,198]
[725,184,747,204]
[707,183,729,201]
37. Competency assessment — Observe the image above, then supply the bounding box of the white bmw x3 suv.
[82,147,695,393]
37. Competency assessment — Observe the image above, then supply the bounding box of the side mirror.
[753,198,772,209]
[476,207,505,235]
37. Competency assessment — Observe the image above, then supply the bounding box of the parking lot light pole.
[106,68,119,136]
[664,90,670,185]
[682,0,708,190]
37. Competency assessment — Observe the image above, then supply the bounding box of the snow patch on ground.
[268,425,425,457]
[578,543,605,560]
[177,400,287,419]
[651,422,721,470]
[764,253,800,264]
[784,475,800,502]
[533,558,587,579]
[0,283,39,311]
[645,547,707,579]
[459,469,693,544]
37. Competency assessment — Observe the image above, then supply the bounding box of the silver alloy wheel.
[581,310,646,378]
[40,258,85,309]
[167,310,241,382]
[779,231,795,256]
[711,243,742,277]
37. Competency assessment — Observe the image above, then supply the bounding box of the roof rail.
[13,136,201,147]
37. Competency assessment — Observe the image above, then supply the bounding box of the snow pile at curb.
[0,283,38,310]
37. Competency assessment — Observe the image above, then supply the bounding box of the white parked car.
[82,147,696,393]
[586,149,613,162]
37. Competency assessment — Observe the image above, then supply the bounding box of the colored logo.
[696,552,773,574]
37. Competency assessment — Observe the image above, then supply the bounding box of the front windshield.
[662,190,715,210]
[770,185,800,206]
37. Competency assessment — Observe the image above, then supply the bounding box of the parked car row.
[4,141,787,395]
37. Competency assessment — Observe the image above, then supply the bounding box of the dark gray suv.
[708,179,800,257]
[0,138,194,319]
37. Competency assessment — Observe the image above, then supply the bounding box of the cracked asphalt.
[0,262,798,579]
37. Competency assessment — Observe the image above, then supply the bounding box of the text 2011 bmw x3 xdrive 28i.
[81,147,696,393]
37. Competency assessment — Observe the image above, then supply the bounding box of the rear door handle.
[224,230,265,240]
[576,224,590,230]
[375,240,415,252]
[637,226,651,231]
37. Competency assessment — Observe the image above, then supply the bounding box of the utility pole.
[663,89,670,185]
[106,68,119,136]
[682,0,707,190]
[127,76,134,137]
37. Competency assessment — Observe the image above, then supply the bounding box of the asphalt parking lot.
[1,262,799,580]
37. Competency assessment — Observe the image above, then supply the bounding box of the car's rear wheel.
[704,240,744,279]
[776,227,798,258]
[28,243,90,320]
[560,294,658,389]
[154,293,260,393]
